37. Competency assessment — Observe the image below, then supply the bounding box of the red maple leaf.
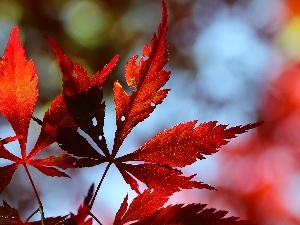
[0,26,118,193]
[60,184,95,225]
[110,1,262,194]
[0,200,67,225]
[0,1,261,224]
[112,1,170,156]
[0,26,38,192]
[113,189,169,225]
[115,121,261,193]
[113,188,256,225]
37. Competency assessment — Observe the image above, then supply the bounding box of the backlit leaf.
[0,26,38,156]
[113,1,170,154]
[120,121,263,167]
[116,163,214,194]
[113,189,169,225]
[133,203,256,225]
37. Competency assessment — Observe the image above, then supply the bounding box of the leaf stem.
[90,162,112,209]
[89,211,103,225]
[25,208,39,223]
[23,164,45,225]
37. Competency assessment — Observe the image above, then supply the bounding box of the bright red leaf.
[112,1,170,155]
[120,120,262,167]
[0,26,118,193]
[115,121,261,193]
[0,1,261,224]
[0,26,38,157]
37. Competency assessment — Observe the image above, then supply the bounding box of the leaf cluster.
[0,1,260,224]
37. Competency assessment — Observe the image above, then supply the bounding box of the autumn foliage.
[0,2,261,224]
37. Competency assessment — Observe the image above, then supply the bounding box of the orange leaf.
[0,26,38,156]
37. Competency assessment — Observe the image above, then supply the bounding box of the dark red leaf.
[27,94,77,160]
[30,154,102,170]
[29,164,70,178]
[46,37,90,96]
[0,145,21,162]
[113,189,169,225]
[56,127,105,161]
[46,37,118,96]
[0,201,67,225]
[29,216,68,225]
[0,200,22,224]
[61,184,95,225]
[63,85,109,156]
[116,163,214,194]
[0,164,18,194]
[83,183,94,207]
[132,203,256,225]
[45,38,118,158]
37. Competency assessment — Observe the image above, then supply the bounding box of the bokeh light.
[61,1,110,48]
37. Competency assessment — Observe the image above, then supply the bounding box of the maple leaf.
[27,37,118,159]
[113,189,169,225]
[112,1,170,155]
[60,184,95,225]
[0,25,118,193]
[0,201,67,225]
[0,26,73,185]
[120,121,263,166]
[116,121,262,193]
[131,203,256,225]
[0,2,261,224]
[38,37,119,158]
[114,189,256,225]
[0,26,38,192]
[108,1,262,196]
[0,27,38,155]
[26,41,119,173]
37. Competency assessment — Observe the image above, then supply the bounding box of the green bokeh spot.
[62,1,109,48]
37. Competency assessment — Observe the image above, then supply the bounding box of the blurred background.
[0,0,300,224]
